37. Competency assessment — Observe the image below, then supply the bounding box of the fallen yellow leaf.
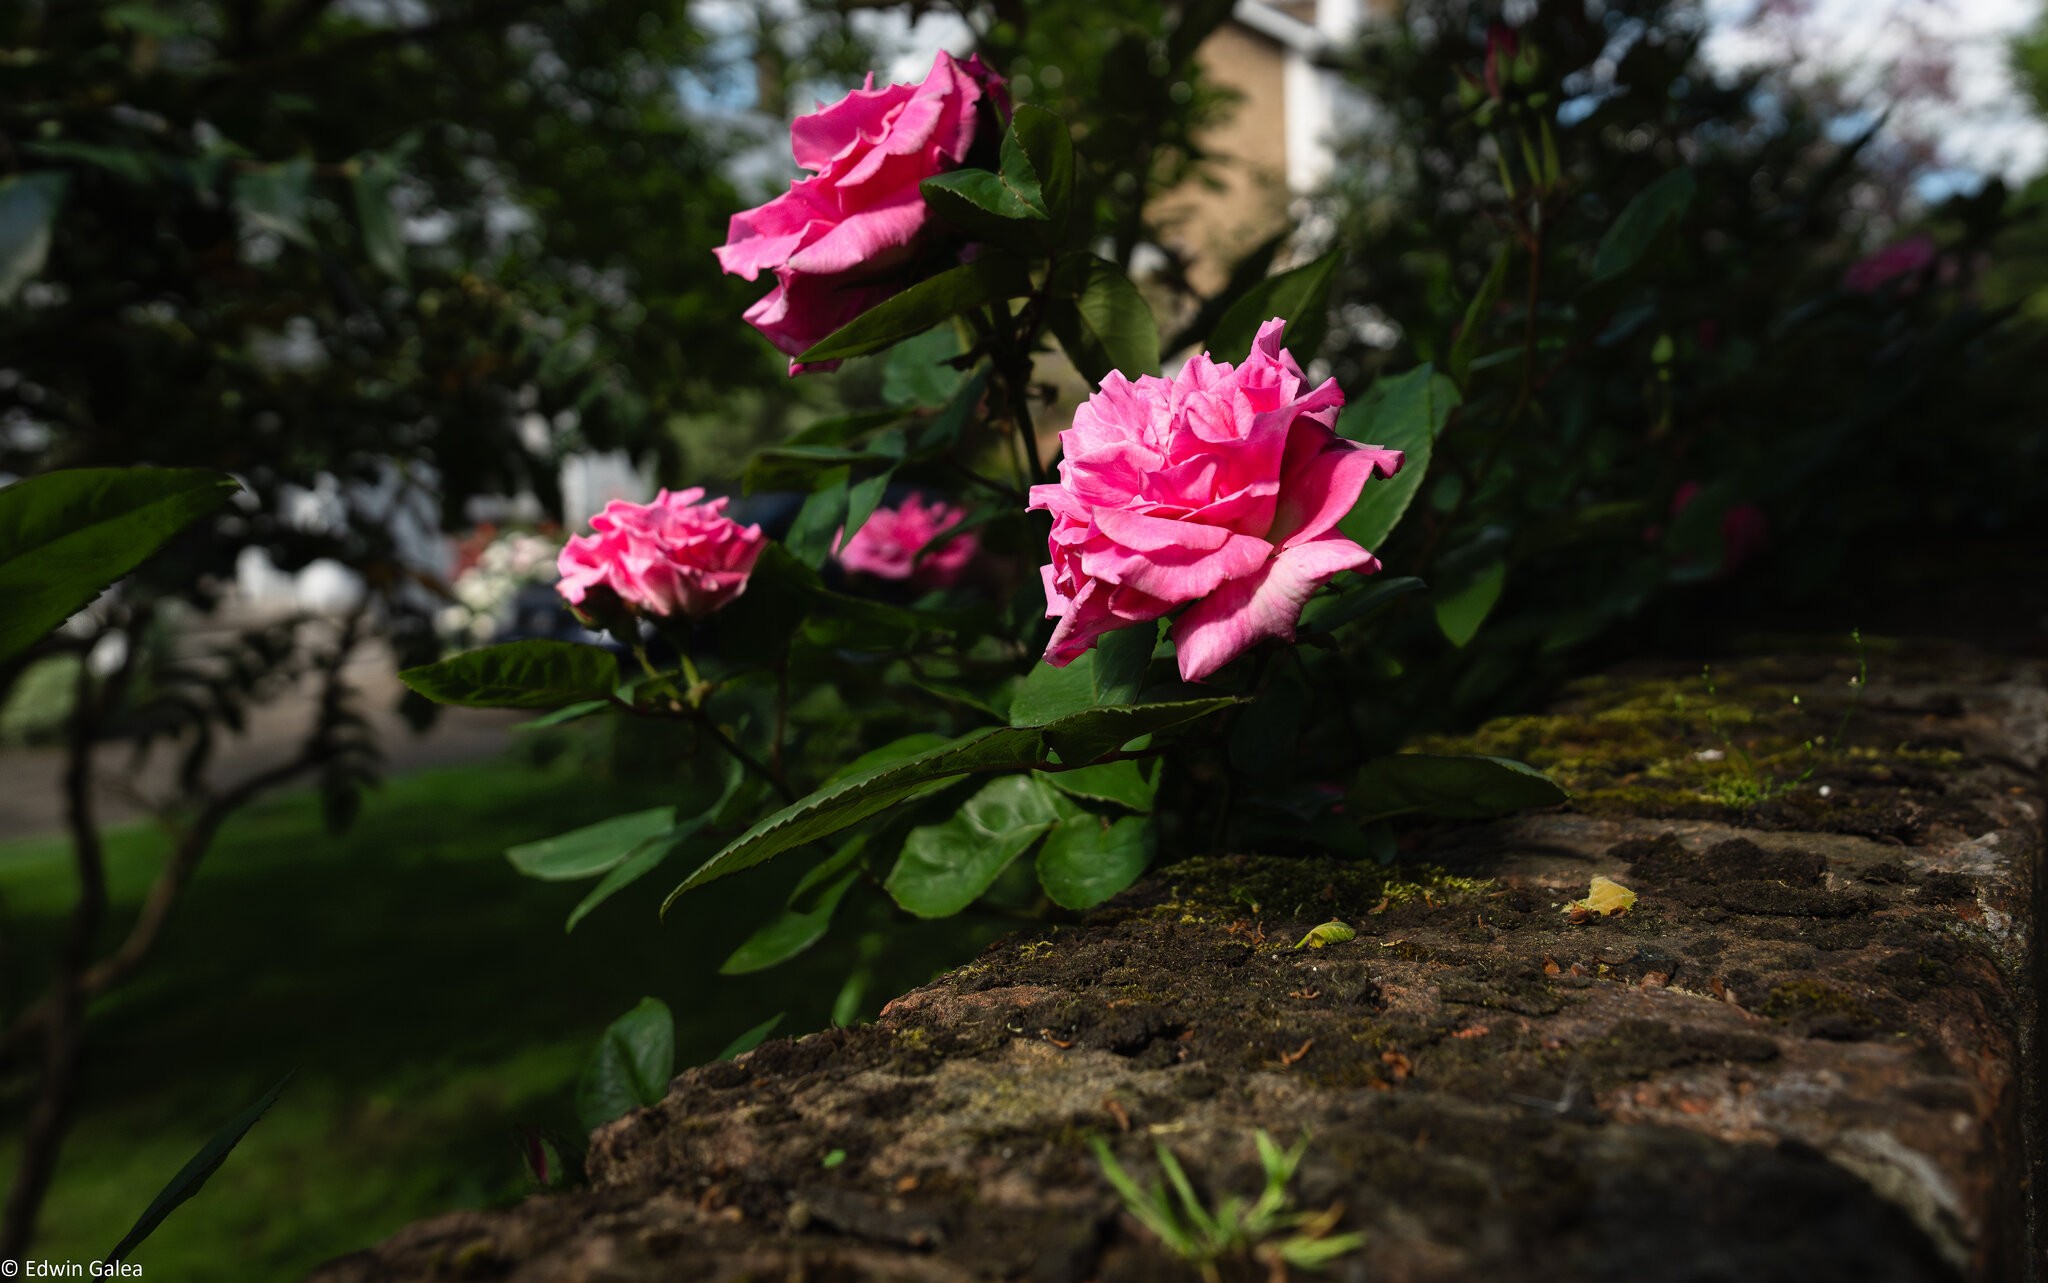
[1564,875,1637,920]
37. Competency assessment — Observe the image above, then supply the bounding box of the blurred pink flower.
[835,493,979,587]
[1029,319,1404,683]
[556,488,765,620]
[713,51,1003,374]
[1671,481,1769,576]
[1844,234,1936,294]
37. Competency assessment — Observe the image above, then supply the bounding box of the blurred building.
[1155,0,1383,293]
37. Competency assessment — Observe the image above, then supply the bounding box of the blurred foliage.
[1310,0,2048,741]
[0,0,789,602]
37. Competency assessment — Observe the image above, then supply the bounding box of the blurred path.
[0,645,524,844]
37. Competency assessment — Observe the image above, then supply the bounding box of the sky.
[1702,0,2048,190]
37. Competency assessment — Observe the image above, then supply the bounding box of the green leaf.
[921,167,1043,222]
[784,467,850,566]
[0,467,240,663]
[1293,920,1356,949]
[565,825,707,932]
[882,327,966,406]
[1205,250,1341,365]
[575,998,675,1133]
[799,257,1033,364]
[826,732,954,785]
[663,724,1047,904]
[842,464,896,547]
[1010,656,1099,726]
[1092,623,1157,706]
[1298,576,1426,637]
[1047,254,1161,382]
[1449,245,1509,385]
[667,699,1233,906]
[0,172,68,305]
[1336,366,1458,551]
[1037,812,1155,910]
[719,839,865,974]
[717,1012,784,1061]
[1593,167,1697,281]
[1228,662,1308,778]
[1039,759,1157,812]
[1041,697,1236,766]
[352,153,408,282]
[512,700,609,733]
[1433,560,1506,648]
[399,640,620,709]
[1348,753,1568,822]
[887,775,1061,917]
[507,806,675,881]
[21,141,161,186]
[104,1073,292,1264]
[1009,105,1076,231]
[234,158,315,248]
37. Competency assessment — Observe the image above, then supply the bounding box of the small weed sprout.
[1697,629,1867,807]
[1089,1129,1365,1282]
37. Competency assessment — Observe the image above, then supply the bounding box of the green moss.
[1759,981,1877,1028]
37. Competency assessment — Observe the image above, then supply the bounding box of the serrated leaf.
[664,724,1048,904]
[575,998,674,1133]
[0,467,240,663]
[565,821,712,932]
[507,806,675,881]
[1348,753,1567,822]
[887,775,1060,917]
[1008,104,1075,232]
[720,845,863,973]
[0,171,68,304]
[1048,254,1160,382]
[799,257,1033,365]
[1041,697,1236,766]
[1037,812,1155,910]
[1206,250,1341,365]
[1040,759,1157,812]
[1010,656,1099,727]
[1092,623,1156,705]
[400,640,620,709]
[1298,576,1426,637]
[104,1073,291,1263]
[1593,168,1697,281]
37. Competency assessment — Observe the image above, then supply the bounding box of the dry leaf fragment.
[1564,875,1638,921]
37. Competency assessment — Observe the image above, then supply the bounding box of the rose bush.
[835,493,979,587]
[1032,319,1403,681]
[555,489,766,621]
[404,18,1570,1044]
[713,50,1004,373]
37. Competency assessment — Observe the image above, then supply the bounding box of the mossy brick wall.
[315,644,2048,1283]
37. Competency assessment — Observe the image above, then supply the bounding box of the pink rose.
[1029,319,1404,683]
[556,488,766,620]
[1844,234,1936,294]
[835,493,979,587]
[714,51,1004,375]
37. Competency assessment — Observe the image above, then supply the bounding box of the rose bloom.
[1030,319,1404,683]
[556,489,766,620]
[1844,234,1936,294]
[714,50,1003,374]
[836,493,979,587]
